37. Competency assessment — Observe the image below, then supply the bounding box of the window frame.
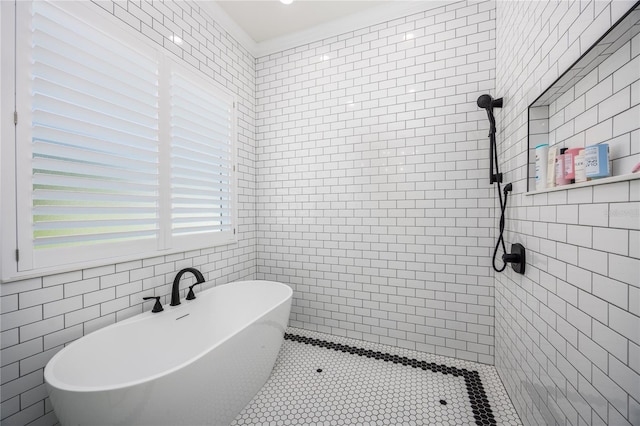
[0,1,237,282]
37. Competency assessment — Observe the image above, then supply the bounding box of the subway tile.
[1,370,43,404]
[43,296,83,319]
[593,182,630,203]
[0,278,42,297]
[578,373,608,421]
[630,286,640,317]
[586,76,613,109]
[19,286,63,310]
[43,324,83,351]
[592,320,627,364]
[592,227,629,256]
[592,367,628,420]
[557,205,579,224]
[1,329,19,349]
[19,346,61,376]
[83,288,116,307]
[100,271,130,289]
[608,304,640,345]
[42,271,82,288]
[82,265,116,279]
[592,274,629,310]
[1,294,18,314]
[598,86,631,121]
[608,253,640,287]
[577,247,608,276]
[64,277,100,298]
[1,306,43,332]
[0,395,20,420]
[630,341,640,375]
[20,383,49,411]
[613,104,640,137]
[20,316,64,342]
[1,338,43,368]
[578,203,609,227]
[567,225,592,247]
[609,202,640,230]
[630,231,640,258]
[599,41,631,80]
[578,290,608,324]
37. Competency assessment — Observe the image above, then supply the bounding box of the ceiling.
[215,1,389,43]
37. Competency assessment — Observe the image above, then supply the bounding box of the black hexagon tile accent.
[232,327,522,426]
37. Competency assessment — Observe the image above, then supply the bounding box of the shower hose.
[490,131,512,273]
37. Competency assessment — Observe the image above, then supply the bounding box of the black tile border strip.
[285,333,496,426]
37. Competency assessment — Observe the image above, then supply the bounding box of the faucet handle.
[186,284,197,301]
[143,296,164,313]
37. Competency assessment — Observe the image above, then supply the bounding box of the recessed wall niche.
[527,2,640,192]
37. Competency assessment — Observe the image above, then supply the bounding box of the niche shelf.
[526,2,640,194]
[524,172,640,196]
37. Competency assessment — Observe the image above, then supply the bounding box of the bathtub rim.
[44,279,293,393]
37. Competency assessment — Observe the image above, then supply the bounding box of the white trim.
[201,1,449,58]
[256,1,449,57]
[0,1,15,282]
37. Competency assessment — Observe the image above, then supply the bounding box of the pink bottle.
[555,148,570,186]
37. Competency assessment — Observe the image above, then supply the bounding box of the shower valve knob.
[502,243,526,274]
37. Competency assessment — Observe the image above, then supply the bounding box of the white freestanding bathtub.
[44,280,293,426]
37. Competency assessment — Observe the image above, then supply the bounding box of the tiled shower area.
[1,1,639,426]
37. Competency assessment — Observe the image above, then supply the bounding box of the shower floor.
[231,327,521,426]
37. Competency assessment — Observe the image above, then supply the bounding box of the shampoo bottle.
[535,144,549,190]
[564,147,582,183]
[574,149,587,183]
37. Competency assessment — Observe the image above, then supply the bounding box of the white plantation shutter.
[30,1,159,248]
[9,1,236,277]
[170,65,235,247]
[15,1,161,270]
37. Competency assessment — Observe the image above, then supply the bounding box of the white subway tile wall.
[255,0,497,362]
[0,1,257,425]
[496,1,639,426]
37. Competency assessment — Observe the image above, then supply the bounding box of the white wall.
[495,1,640,425]
[256,0,498,363]
[0,2,256,425]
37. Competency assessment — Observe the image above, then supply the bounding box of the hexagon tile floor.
[231,327,522,426]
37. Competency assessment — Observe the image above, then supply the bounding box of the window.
[1,1,236,280]
[169,65,235,249]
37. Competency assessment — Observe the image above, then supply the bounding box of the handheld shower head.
[477,94,503,110]
[477,94,505,186]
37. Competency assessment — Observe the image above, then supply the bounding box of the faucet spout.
[171,268,205,306]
